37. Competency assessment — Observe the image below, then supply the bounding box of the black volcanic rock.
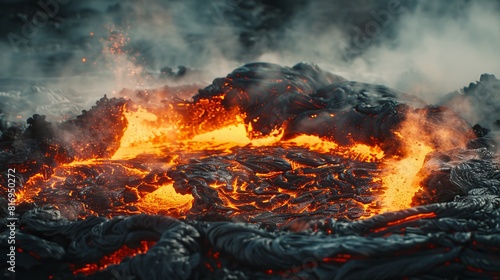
[194,62,475,154]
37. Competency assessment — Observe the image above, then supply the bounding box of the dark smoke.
[1,0,499,128]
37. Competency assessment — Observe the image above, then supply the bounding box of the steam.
[0,0,499,124]
[356,0,500,101]
[257,0,500,102]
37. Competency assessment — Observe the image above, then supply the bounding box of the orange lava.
[372,212,437,233]
[19,93,473,220]
[72,241,155,275]
[378,109,471,212]
[380,138,433,212]
[386,212,437,226]
[111,104,178,159]
[286,135,385,162]
[136,183,193,215]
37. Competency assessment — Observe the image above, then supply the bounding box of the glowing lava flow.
[108,105,395,217]
[285,135,385,162]
[378,109,472,212]
[136,183,193,215]
[111,105,178,159]
[112,106,408,217]
[380,139,434,212]
[17,102,457,220]
[188,122,283,150]
[111,105,386,162]
[72,241,155,275]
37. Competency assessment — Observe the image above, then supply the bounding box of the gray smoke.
[0,0,499,125]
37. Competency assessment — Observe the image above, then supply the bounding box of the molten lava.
[14,63,477,223]
[72,241,155,275]
[2,62,493,279]
[136,183,192,215]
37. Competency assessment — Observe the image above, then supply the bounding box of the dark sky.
[0,0,499,96]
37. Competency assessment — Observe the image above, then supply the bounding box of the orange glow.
[380,140,433,212]
[323,254,352,263]
[17,173,46,203]
[285,135,338,152]
[373,212,437,233]
[111,106,282,158]
[378,109,471,212]
[136,183,193,214]
[82,57,86,63]
[188,123,252,149]
[187,121,283,151]
[19,91,473,222]
[72,240,154,275]
[111,105,177,159]
[18,100,398,220]
[285,135,385,162]
[346,143,385,162]
[378,113,436,212]
[386,212,436,226]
